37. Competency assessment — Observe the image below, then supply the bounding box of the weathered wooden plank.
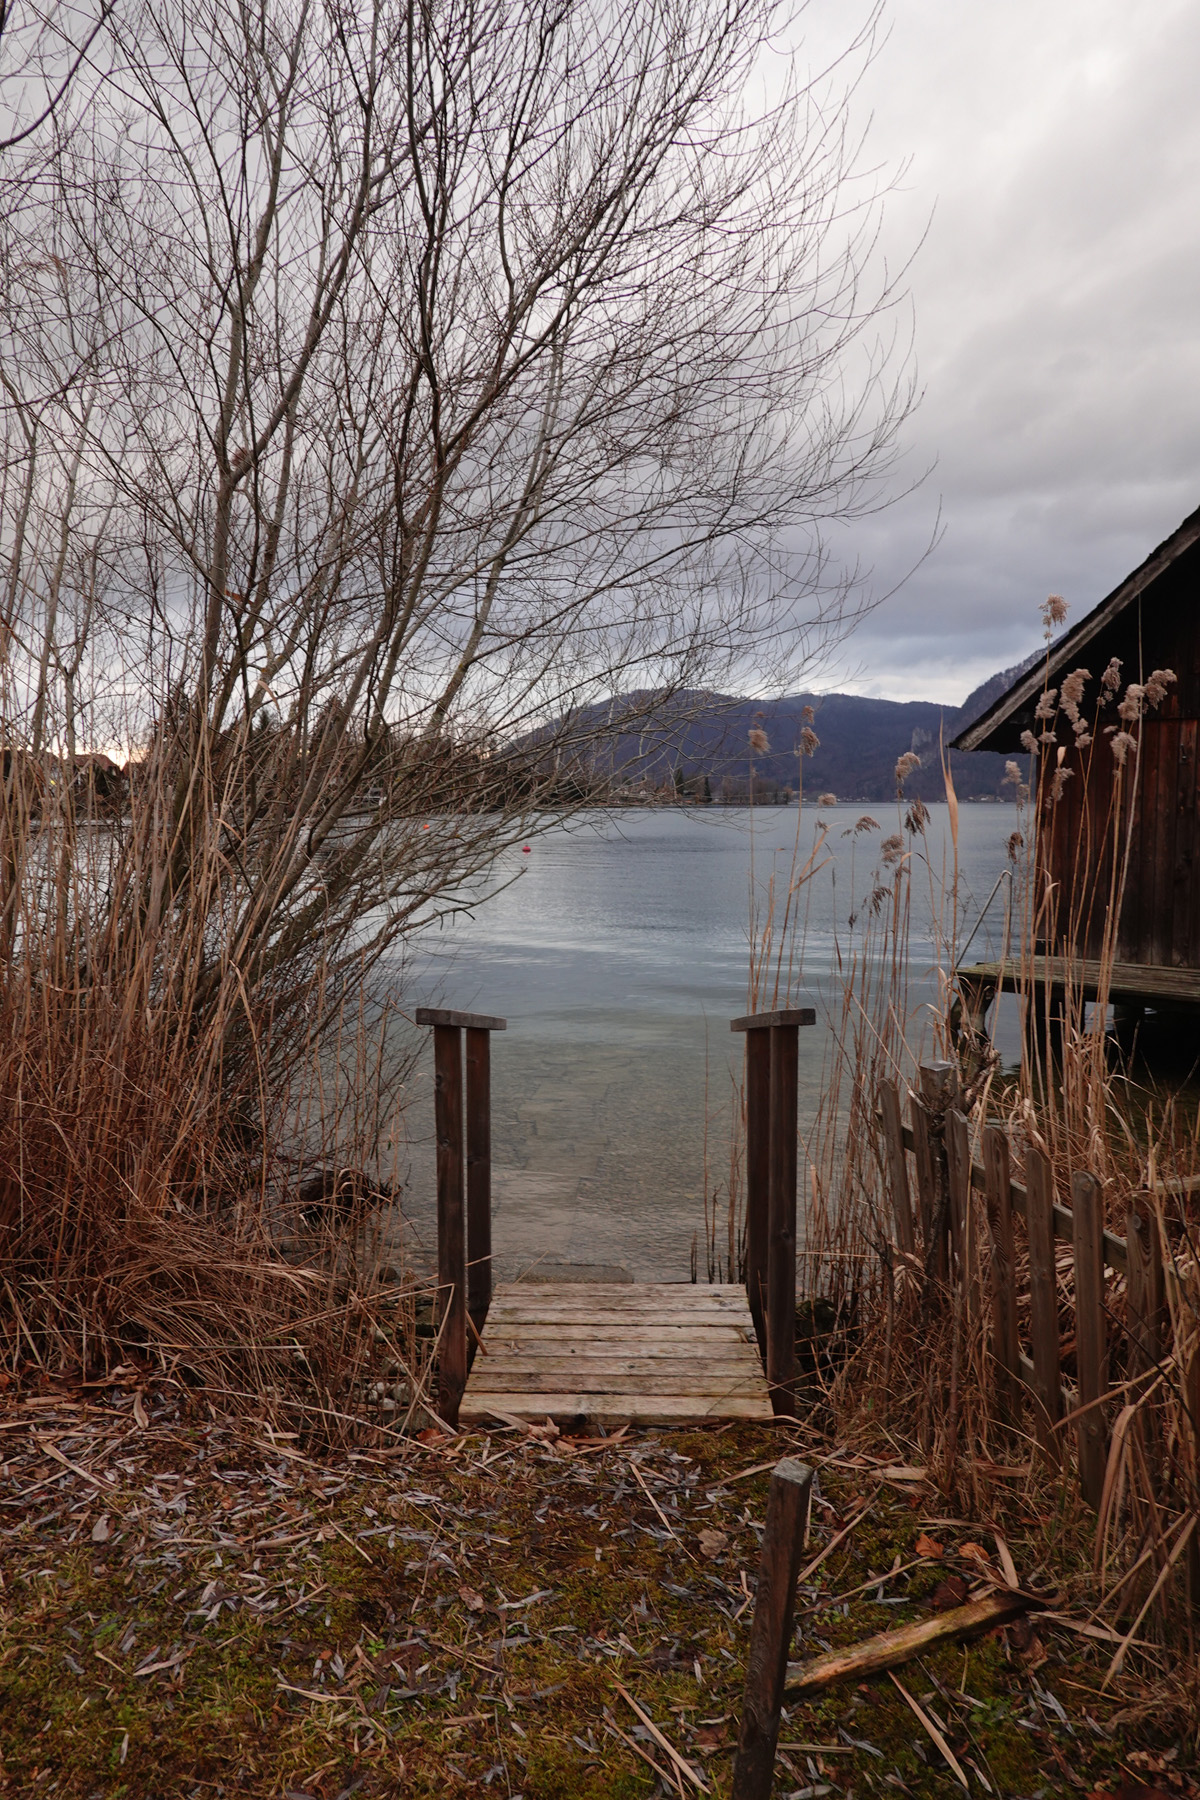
[416,1006,507,1031]
[478,1371,767,1395]
[484,1327,754,1347]
[481,1350,762,1371]
[945,1107,972,1308]
[459,1393,774,1424]
[730,1008,816,1030]
[878,1078,915,1256]
[954,956,1200,1007]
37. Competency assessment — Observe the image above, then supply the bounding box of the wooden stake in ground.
[731,1458,813,1800]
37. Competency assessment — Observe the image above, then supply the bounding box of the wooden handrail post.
[465,1026,493,1343]
[731,1457,813,1800]
[431,1022,466,1426]
[744,1028,770,1352]
[767,1022,800,1418]
[417,1007,506,1425]
[1072,1171,1108,1509]
[731,1008,814,1420]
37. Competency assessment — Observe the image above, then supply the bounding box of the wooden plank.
[744,1026,771,1350]
[983,1124,1019,1420]
[477,1371,767,1396]
[465,1026,492,1336]
[730,1008,816,1030]
[731,1459,814,1800]
[1072,1172,1109,1510]
[878,1078,915,1257]
[767,1022,799,1416]
[1025,1142,1062,1460]
[433,1023,467,1426]
[459,1393,775,1425]
[481,1349,762,1371]
[954,956,1200,1007]
[483,1327,754,1346]
[416,1006,507,1031]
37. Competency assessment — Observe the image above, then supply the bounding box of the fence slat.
[1072,1172,1108,1510]
[731,1459,813,1800]
[1025,1143,1062,1460]
[945,1108,973,1312]
[983,1125,1019,1420]
[878,1078,915,1257]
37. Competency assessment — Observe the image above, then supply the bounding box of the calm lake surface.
[392,803,1021,1282]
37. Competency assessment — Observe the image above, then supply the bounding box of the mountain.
[559,662,1038,802]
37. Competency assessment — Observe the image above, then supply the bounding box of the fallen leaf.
[957,1541,992,1565]
[915,1533,942,1558]
[930,1575,969,1611]
[417,1428,446,1447]
[458,1585,485,1612]
[698,1530,728,1560]
[132,1390,149,1430]
[91,1515,110,1543]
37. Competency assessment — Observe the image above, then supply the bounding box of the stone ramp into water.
[458,1282,773,1428]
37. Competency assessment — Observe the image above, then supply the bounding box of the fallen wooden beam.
[784,1590,1040,1696]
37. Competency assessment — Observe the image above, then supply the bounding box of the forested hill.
[569,653,1042,802]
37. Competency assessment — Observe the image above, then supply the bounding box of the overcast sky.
[790,0,1200,705]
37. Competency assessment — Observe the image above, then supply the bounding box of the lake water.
[391,802,1021,1282]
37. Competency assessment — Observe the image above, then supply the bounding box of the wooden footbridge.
[414,1005,814,1429]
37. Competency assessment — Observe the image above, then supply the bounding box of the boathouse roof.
[953,501,1200,753]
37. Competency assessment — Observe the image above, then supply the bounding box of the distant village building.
[953,502,1200,1026]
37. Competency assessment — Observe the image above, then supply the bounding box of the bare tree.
[0,0,912,1181]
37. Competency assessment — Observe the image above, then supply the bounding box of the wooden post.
[432,1023,466,1425]
[1072,1171,1108,1509]
[878,1078,915,1257]
[465,1027,493,1344]
[731,1008,814,1417]
[744,1027,771,1352]
[417,1007,507,1426]
[731,1458,813,1800]
[1025,1142,1062,1460]
[983,1124,1019,1420]
[768,1022,800,1418]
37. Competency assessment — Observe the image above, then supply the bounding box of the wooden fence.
[877,1061,1170,1510]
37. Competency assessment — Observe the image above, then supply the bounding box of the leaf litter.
[0,1380,1194,1797]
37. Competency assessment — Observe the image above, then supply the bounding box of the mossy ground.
[0,1385,1194,1798]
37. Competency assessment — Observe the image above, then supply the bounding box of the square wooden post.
[1071,1171,1108,1509]
[732,1457,813,1800]
[465,1027,493,1342]
[1025,1142,1062,1461]
[731,1008,815,1419]
[743,1027,771,1352]
[417,1007,506,1426]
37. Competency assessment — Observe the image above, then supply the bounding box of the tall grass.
[0,706,451,1444]
[731,645,1200,1704]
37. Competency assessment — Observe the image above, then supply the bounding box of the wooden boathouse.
[953,501,1200,1028]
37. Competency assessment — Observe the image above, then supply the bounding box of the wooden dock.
[458,1282,773,1428]
[414,1004,811,1429]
